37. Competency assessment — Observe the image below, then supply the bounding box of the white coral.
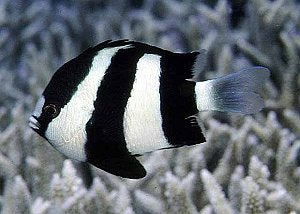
[201,169,234,214]
[241,177,265,214]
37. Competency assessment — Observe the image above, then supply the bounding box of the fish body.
[29,40,270,179]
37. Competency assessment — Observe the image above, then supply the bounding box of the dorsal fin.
[93,39,131,51]
[188,49,207,82]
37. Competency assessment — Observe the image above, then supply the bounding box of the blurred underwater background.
[0,0,299,213]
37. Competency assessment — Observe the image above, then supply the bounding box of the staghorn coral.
[0,0,299,213]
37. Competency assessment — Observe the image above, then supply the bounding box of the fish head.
[29,94,62,141]
[29,58,90,161]
[29,78,88,161]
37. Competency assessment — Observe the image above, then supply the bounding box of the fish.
[29,40,270,179]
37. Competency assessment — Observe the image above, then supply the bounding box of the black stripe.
[160,53,206,146]
[40,43,106,135]
[42,40,118,107]
[85,47,146,174]
[42,40,168,107]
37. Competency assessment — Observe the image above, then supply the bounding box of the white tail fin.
[195,67,270,114]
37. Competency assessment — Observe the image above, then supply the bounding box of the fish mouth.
[29,115,41,131]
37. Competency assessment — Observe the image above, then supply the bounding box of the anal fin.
[185,114,200,127]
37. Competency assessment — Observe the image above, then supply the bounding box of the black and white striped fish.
[29,40,270,179]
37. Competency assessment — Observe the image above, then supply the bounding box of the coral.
[201,169,235,214]
[241,176,264,214]
[0,0,299,213]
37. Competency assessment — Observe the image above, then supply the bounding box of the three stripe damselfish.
[29,40,270,179]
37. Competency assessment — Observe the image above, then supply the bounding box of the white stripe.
[123,54,170,155]
[195,81,215,111]
[45,46,129,161]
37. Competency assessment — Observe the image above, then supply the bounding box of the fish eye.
[43,104,60,119]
